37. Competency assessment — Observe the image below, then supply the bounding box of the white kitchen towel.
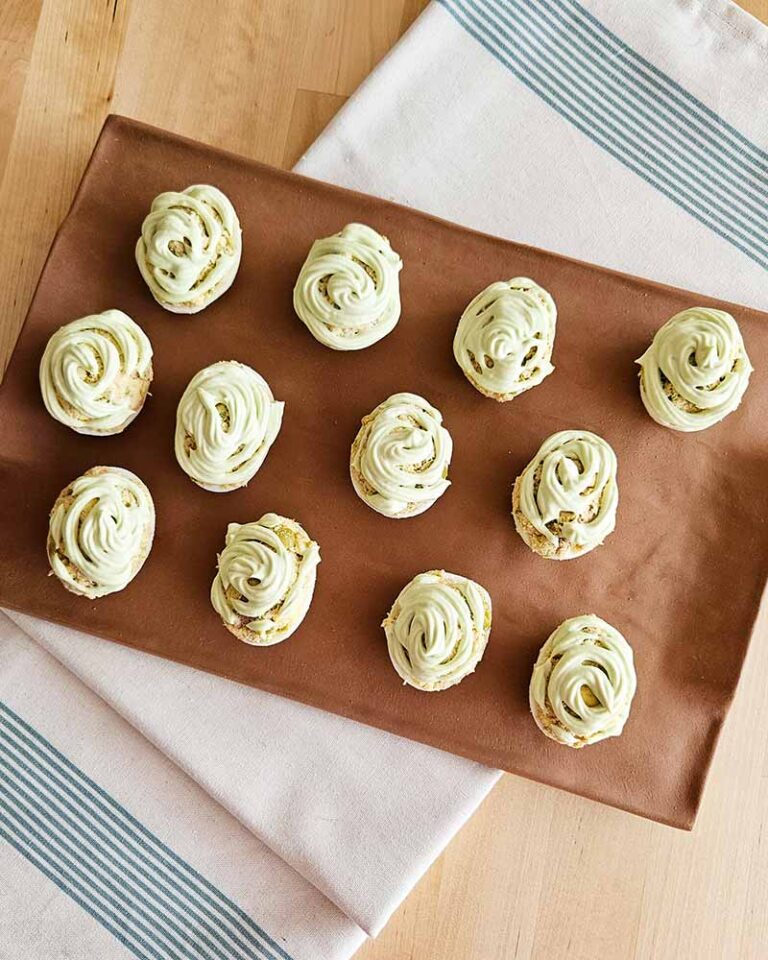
[298,0,767,310]
[3,610,497,939]
[0,612,367,960]
[3,0,767,958]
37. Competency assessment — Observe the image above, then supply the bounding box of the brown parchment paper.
[1,115,767,829]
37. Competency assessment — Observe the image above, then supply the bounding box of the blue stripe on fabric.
[536,0,767,185]
[0,730,269,960]
[0,737,265,960]
[445,0,768,259]
[451,0,768,216]
[0,794,175,960]
[0,702,292,960]
[521,0,765,218]
[561,0,768,167]
[1,703,292,960]
[0,760,231,960]
[442,0,762,256]
[437,0,768,269]
[0,820,157,960]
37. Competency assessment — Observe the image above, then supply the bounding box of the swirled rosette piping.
[175,361,284,492]
[530,614,636,748]
[383,570,492,692]
[293,223,402,350]
[350,392,452,518]
[453,277,556,401]
[211,514,321,646]
[636,307,752,432]
[47,466,155,599]
[136,184,242,313]
[39,310,153,435]
[512,430,618,560]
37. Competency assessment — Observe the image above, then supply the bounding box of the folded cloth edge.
[4,608,501,936]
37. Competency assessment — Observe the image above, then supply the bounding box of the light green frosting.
[453,277,556,400]
[211,514,320,646]
[175,361,284,492]
[293,223,402,350]
[637,306,752,432]
[350,392,452,518]
[383,570,492,692]
[47,466,155,599]
[39,309,153,435]
[530,614,636,748]
[136,184,242,313]
[515,429,618,559]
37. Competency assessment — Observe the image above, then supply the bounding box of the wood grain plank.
[283,89,347,168]
[0,0,44,175]
[298,0,346,94]
[0,0,128,373]
[298,0,423,97]
[334,0,409,95]
[111,0,314,166]
[400,0,431,33]
[745,0,768,19]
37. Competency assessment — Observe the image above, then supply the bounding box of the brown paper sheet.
[1,115,767,829]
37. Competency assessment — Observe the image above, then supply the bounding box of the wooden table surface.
[1,2,767,958]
